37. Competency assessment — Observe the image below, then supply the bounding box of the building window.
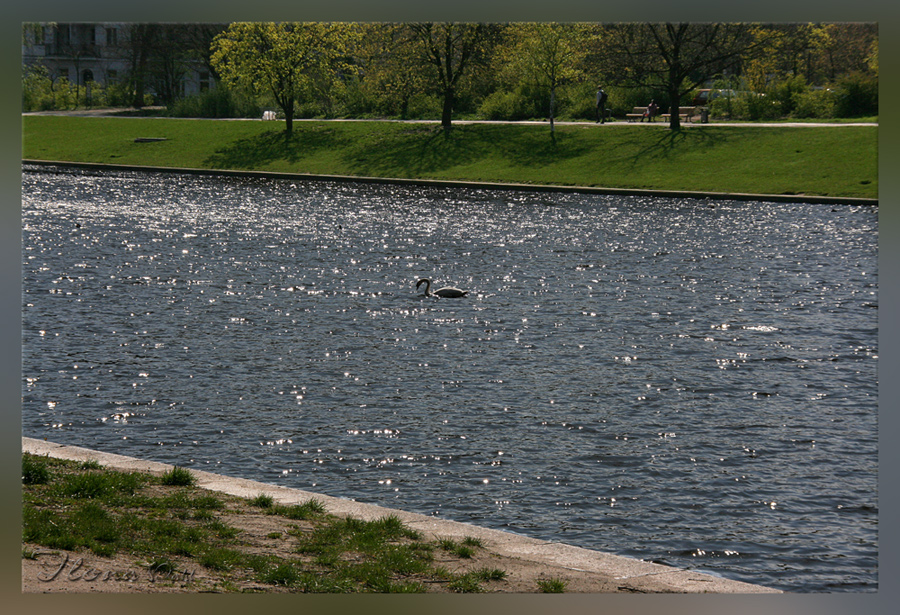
[106,27,117,47]
[199,71,210,92]
[57,25,71,47]
[107,69,118,83]
[58,68,69,82]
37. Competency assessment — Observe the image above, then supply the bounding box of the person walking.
[596,86,608,124]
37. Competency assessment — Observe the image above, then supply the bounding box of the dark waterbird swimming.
[416,278,468,298]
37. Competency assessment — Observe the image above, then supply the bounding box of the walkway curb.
[23,437,782,594]
[23,159,876,207]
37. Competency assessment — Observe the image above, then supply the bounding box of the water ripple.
[21,166,877,592]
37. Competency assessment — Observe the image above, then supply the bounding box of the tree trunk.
[668,102,681,130]
[284,107,294,136]
[441,90,453,128]
[668,85,682,130]
[549,86,556,132]
[129,25,154,109]
[132,51,147,108]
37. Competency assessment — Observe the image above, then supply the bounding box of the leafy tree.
[597,23,765,129]
[737,23,876,90]
[211,22,356,134]
[350,23,433,118]
[408,22,496,128]
[866,37,878,77]
[743,24,828,89]
[498,23,590,132]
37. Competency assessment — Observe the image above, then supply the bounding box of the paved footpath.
[23,108,877,128]
[23,436,781,594]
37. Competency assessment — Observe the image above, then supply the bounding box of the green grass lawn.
[22,116,878,199]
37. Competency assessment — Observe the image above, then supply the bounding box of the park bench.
[660,106,697,123]
[626,106,665,122]
[626,107,648,121]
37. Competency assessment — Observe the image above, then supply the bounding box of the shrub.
[479,89,535,121]
[558,82,600,120]
[403,93,441,120]
[767,75,808,117]
[167,87,262,118]
[792,88,837,119]
[745,92,781,120]
[709,91,780,120]
[834,72,878,117]
[611,85,664,116]
[103,81,133,107]
[22,64,56,111]
[708,94,735,119]
[53,77,76,110]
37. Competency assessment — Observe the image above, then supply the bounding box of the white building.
[22,23,214,101]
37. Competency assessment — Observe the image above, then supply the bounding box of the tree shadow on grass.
[341,125,473,177]
[341,124,592,179]
[203,126,345,170]
[608,126,731,175]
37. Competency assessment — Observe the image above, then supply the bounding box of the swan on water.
[416,278,468,298]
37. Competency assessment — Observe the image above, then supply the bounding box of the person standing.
[596,86,608,124]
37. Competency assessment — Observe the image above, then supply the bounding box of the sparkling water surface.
[22,166,877,592]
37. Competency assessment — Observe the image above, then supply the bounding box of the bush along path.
[21,453,597,593]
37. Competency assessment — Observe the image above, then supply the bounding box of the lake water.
[21,165,878,592]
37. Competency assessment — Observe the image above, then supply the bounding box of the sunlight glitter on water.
[21,166,877,591]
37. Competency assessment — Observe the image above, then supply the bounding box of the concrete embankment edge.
[22,159,876,206]
[23,437,781,594]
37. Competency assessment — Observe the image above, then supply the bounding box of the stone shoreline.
[22,159,876,207]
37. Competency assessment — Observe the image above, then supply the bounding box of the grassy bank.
[23,453,567,593]
[22,115,878,199]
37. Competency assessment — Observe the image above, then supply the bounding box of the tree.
[408,22,495,128]
[815,23,878,82]
[598,23,764,129]
[739,23,877,87]
[150,24,228,104]
[349,23,431,118]
[125,24,157,108]
[867,37,878,77]
[211,22,355,135]
[499,23,589,132]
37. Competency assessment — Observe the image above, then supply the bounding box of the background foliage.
[23,22,877,122]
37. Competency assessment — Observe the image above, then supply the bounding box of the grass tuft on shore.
[161,466,195,487]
